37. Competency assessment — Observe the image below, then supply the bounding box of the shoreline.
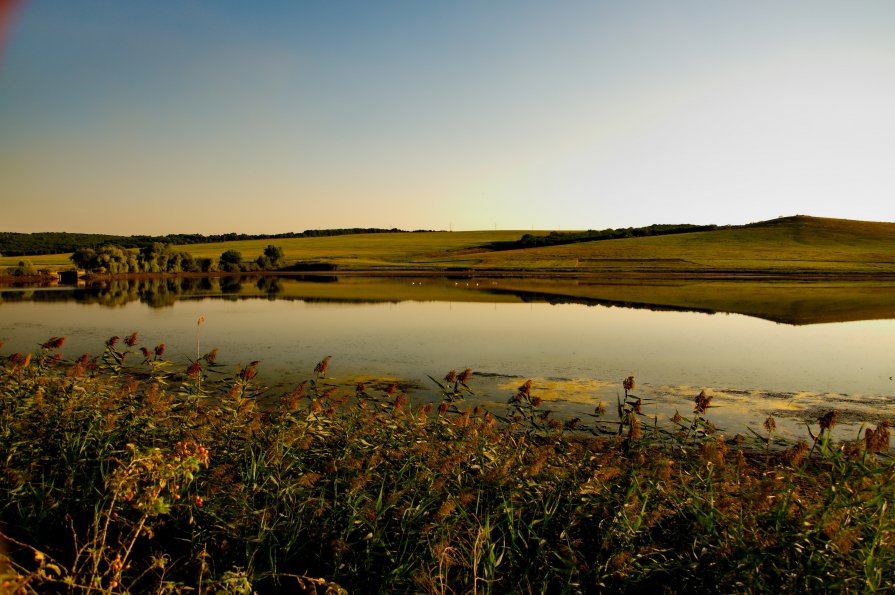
[6,267,895,286]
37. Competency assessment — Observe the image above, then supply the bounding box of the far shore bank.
[6,267,895,286]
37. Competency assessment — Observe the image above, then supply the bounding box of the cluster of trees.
[218,245,285,273]
[3,259,41,276]
[70,244,213,274]
[1,228,420,257]
[498,223,722,250]
[69,244,286,274]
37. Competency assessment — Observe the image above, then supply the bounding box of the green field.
[469,216,895,275]
[3,216,895,275]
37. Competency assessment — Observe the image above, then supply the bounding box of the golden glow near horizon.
[1,1,894,234]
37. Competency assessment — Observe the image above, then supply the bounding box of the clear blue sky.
[2,1,894,234]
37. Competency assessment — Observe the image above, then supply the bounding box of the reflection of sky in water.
[0,298,893,394]
[1,292,893,443]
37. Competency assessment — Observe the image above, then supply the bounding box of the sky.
[1,1,894,234]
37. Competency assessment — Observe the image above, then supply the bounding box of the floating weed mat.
[0,337,893,593]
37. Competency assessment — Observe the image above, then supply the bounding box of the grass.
[470,216,895,275]
[0,231,533,271]
[3,215,895,275]
[1,336,893,593]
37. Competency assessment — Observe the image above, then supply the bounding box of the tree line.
[69,244,286,274]
[0,228,422,257]
[491,223,723,250]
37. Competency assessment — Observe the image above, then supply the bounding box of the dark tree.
[219,250,243,272]
[262,245,285,268]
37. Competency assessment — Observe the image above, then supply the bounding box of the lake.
[2,274,894,446]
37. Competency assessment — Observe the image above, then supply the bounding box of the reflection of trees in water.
[256,276,283,295]
[2,276,292,308]
[73,278,197,308]
[220,276,243,295]
[71,278,226,308]
[132,277,222,308]
[0,290,36,303]
[138,279,183,308]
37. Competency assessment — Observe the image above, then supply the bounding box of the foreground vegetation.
[1,336,893,593]
[4,215,895,276]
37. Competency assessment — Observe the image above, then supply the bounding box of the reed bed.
[0,335,892,594]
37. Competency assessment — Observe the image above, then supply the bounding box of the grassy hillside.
[0,230,533,271]
[3,216,894,275]
[471,216,895,274]
[173,230,530,270]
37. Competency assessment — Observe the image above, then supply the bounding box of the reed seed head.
[314,356,331,376]
[865,421,890,453]
[818,410,839,431]
[186,361,202,377]
[785,440,810,466]
[694,390,712,414]
[41,336,66,350]
[238,363,258,381]
[623,376,635,392]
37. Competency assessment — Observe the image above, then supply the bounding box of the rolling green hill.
[2,216,894,276]
[469,216,895,275]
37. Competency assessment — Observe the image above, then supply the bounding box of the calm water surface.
[2,276,893,443]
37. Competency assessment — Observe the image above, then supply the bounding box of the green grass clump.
[1,338,893,593]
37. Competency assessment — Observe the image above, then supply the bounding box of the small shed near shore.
[58,270,84,284]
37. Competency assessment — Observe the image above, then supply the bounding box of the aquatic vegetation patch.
[0,336,893,593]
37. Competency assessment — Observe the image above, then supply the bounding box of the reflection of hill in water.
[485,280,895,325]
[3,275,895,325]
[497,290,718,316]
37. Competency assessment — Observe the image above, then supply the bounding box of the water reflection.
[1,275,894,445]
[0,275,341,308]
[4,274,895,325]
